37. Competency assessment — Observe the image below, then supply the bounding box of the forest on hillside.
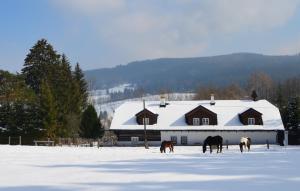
[85,53,300,92]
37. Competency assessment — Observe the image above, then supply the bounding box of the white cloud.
[53,0,125,15]
[52,0,300,65]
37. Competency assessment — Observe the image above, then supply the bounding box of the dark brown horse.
[239,137,251,153]
[203,136,223,153]
[160,141,174,153]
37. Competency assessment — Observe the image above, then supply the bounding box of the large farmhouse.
[110,96,285,146]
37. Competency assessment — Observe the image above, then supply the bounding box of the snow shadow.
[34,150,300,191]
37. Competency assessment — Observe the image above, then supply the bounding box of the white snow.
[107,83,135,94]
[0,145,299,191]
[110,100,284,131]
[89,83,136,96]
[93,93,195,117]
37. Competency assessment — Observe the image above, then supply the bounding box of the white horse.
[239,137,251,153]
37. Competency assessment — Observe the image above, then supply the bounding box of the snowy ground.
[0,145,300,191]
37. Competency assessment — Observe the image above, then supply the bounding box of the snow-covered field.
[1,145,300,191]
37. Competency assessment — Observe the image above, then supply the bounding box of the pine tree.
[73,63,88,111]
[22,39,60,94]
[80,105,103,139]
[40,81,57,139]
[286,97,300,131]
[47,54,79,137]
[251,90,258,101]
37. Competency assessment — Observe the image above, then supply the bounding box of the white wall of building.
[116,141,161,146]
[161,131,278,145]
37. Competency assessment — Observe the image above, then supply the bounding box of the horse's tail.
[160,141,165,153]
[247,137,251,144]
[247,137,251,151]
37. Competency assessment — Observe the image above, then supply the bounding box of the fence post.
[19,136,21,145]
[284,130,288,146]
[226,140,229,150]
[8,136,10,145]
[266,140,269,149]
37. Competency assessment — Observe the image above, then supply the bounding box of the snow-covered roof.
[110,100,284,131]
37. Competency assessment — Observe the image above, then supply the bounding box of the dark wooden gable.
[185,105,217,125]
[239,108,263,125]
[135,109,158,125]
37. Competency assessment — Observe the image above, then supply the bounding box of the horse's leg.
[217,145,219,153]
[220,143,223,153]
[210,145,212,153]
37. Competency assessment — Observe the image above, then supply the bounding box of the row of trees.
[194,72,300,144]
[0,39,103,141]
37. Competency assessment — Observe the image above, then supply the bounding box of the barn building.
[110,97,285,146]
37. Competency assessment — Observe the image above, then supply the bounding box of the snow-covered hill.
[92,93,195,116]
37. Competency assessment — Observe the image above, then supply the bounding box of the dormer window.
[248,118,255,125]
[193,118,200,125]
[202,118,209,125]
[185,105,218,126]
[239,108,263,125]
[135,109,158,125]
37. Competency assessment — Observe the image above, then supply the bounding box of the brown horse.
[160,141,174,153]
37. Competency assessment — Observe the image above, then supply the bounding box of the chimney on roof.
[210,94,215,105]
[159,94,167,107]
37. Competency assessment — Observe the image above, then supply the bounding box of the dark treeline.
[0,39,103,143]
[194,72,300,144]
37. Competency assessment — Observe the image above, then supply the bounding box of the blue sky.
[1,0,300,73]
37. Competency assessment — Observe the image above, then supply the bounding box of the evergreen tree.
[65,113,81,138]
[251,90,258,101]
[286,97,300,131]
[80,105,103,139]
[73,63,88,111]
[40,81,57,139]
[0,71,42,138]
[22,39,60,94]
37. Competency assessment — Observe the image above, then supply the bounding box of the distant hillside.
[84,53,300,92]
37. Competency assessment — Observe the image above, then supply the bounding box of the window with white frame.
[202,118,209,125]
[143,118,150,125]
[193,118,200,125]
[248,118,255,125]
[131,137,139,144]
[181,136,188,145]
